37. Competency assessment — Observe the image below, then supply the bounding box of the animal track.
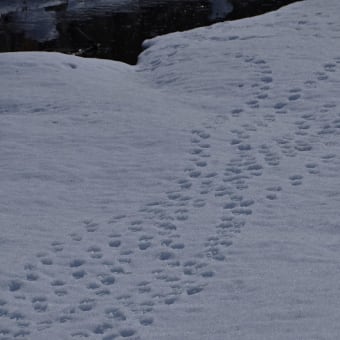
[289,94,301,101]
[26,272,39,281]
[79,299,96,312]
[140,316,154,326]
[261,76,273,83]
[7,27,340,339]
[72,270,87,279]
[40,258,53,266]
[120,328,136,337]
[289,174,303,186]
[87,245,102,259]
[84,220,99,233]
[69,259,85,268]
[108,240,121,248]
[8,280,23,292]
[186,286,204,295]
[51,279,65,287]
[305,163,320,174]
[324,63,336,72]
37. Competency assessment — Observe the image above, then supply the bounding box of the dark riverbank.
[0,0,302,64]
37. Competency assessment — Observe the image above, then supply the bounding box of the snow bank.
[1,0,340,339]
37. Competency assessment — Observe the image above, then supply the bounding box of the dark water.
[0,0,302,64]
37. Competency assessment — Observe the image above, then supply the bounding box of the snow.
[1,0,340,339]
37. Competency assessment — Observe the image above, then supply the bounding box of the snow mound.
[1,0,340,339]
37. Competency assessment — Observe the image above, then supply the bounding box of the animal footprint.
[186,286,204,295]
[289,175,303,186]
[8,280,23,292]
[288,94,301,101]
[324,63,336,72]
[83,220,99,232]
[305,163,319,174]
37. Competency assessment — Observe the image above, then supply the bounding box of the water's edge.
[0,0,302,64]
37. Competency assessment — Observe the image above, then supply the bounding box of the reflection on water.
[0,0,301,64]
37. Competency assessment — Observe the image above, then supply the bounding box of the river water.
[0,0,301,64]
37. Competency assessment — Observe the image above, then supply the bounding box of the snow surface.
[1,0,340,339]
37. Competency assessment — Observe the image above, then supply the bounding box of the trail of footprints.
[0,126,230,338]
[2,54,340,339]
[199,128,262,262]
[1,131,216,339]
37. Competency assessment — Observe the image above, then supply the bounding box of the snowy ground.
[1,0,340,339]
